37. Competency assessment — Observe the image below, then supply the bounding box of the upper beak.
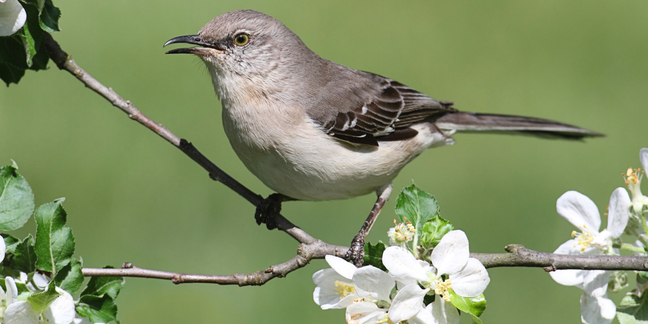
[164,35,223,55]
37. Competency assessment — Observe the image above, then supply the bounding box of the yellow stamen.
[390,219,417,243]
[434,279,453,302]
[334,280,355,299]
[572,229,595,253]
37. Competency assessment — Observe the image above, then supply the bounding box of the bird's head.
[164,10,318,102]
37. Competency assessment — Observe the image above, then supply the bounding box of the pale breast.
[221,99,452,201]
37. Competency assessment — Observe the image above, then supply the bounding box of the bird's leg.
[346,183,393,267]
[255,193,295,230]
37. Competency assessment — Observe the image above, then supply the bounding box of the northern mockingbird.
[164,10,601,265]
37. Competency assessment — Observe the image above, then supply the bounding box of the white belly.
[221,103,452,201]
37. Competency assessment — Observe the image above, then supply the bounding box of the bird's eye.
[234,33,249,46]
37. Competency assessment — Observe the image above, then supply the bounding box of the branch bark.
[473,244,648,271]
[42,33,648,286]
[81,243,648,285]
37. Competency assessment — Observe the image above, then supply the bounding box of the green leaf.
[363,241,387,271]
[395,184,439,245]
[0,164,35,231]
[76,295,118,323]
[4,234,21,254]
[449,291,487,319]
[618,293,648,323]
[420,216,454,250]
[0,62,27,86]
[55,258,84,294]
[637,272,648,294]
[81,268,125,299]
[19,2,44,67]
[0,36,31,68]
[12,234,37,273]
[39,0,61,33]
[29,42,49,71]
[469,313,484,324]
[34,199,75,274]
[27,281,60,311]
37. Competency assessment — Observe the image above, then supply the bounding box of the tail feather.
[434,112,604,140]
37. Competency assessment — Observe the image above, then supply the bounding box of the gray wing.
[308,72,456,146]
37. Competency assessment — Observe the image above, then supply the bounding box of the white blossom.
[550,189,630,289]
[624,148,648,215]
[4,285,76,324]
[313,255,359,310]
[383,230,489,323]
[0,0,26,36]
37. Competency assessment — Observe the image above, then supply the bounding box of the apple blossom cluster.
[0,236,86,324]
[550,148,648,324]
[313,185,490,324]
[0,162,124,323]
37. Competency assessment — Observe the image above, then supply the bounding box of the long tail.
[434,112,604,140]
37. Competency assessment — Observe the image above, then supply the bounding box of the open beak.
[164,35,223,55]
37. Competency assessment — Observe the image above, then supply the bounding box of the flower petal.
[353,265,395,302]
[640,148,648,173]
[409,303,436,324]
[5,276,18,305]
[581,270,610,297]
[388,283,429,323]
[432,298,461,324]
[312,269,357,309]
[32,272,50,291]
[580,293,615,324]
[346,302,387,324]
[409,298,461,324]
[607,188,630,238]
[0,0,27,37]
[549,240,590,286]
[382,246,430,284]
[43,289,76,324]
[557,191,601,232]
[450,258,490,297]
[313,268,336,285]
[550,269,587,287]
[5,301,40,324]
[431,230,469,275]
[325,255,356,279]
[0,234,5,263]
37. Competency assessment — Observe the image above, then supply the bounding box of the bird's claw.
[345,236,365,267]
[254,193,287,230]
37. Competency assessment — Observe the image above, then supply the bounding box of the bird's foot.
[345,235,366,267]
[255,193,291,230]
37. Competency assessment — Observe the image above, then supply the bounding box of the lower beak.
[164,35,222,55]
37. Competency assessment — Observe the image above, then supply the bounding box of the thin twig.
[82,240,347,285]
[42,33,648,285]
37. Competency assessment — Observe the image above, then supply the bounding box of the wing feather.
[309,73,456,146]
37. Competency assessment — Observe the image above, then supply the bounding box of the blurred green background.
[1,0,647,323]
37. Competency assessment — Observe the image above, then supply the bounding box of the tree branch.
[42,33,309,243]
[473,244,648,271]
[42,33,648,285]
[82,240,347,285]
